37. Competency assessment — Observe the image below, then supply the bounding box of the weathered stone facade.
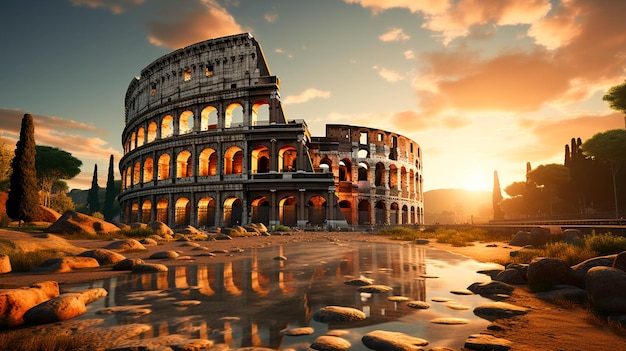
[119,33,423,229]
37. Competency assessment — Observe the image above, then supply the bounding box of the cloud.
[146,0,246,49]
[69,0,143,14]
[379,27,410,42]
[344,0,449,15]
[373,65,404,82]
[404,50,415,60]
[264,13,278,23]
[283,88,331,105]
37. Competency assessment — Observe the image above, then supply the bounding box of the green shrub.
[8,250,66,272]
[543,242,597,265]
[274,224,291,232]
[583,233,626,256]
[91,211,105,220]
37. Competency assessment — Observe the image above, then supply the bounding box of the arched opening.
[225,103,244,128]
[147,121,157,143]
[402,205,409,224]
[224,197,243,227]
[375,162,385,187]
[339,159,352,182]
[409,169,415,194]
[375,201,386,225]
[390,202,399,225]
[131,203,139,222]
[201,106,219,130]
[176,150,192,178]
[279,146,297,172]
[123,167,130,189]
[130,131,136,151]
[156,198,168,223]
[358,162,369,182]
[161,115,174,138]
[224,146,243,175]
[158,153,170,180]
[319,158,332,174]
[175,197,191,226]
[251,197,270,225]
[143,157,154,183]
[410,206,416,224]
[133,161,141,185]
[358,200,370,225]
[198,148,217,176]
[137,127,145,147]
[279,196,297,227]
[389,164,398,189]
[358,149,369,158]
[251,146,270,174]
[197,197,216,228]
[141,200,151,223]
[179,110,194,134]
[401,167,407,193]
[252,101,270,126]
[338,200,352,225]
[308,196,327,225]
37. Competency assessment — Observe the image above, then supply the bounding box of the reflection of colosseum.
[118,33,423,229]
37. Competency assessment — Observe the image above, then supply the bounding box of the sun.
[462,172,491,192]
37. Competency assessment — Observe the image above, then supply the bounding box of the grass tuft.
[7,250,68,272]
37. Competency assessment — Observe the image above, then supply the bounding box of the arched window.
[175,197,191,225]
[161,115,174,138]
[143,157,153,183]
[176,150,192,178]
[339,159,352,182]
[224,146,243,174]
[201,106,218,130]
[279,146,297,172]
[147,122,157,143]
[197,197,216,227]
[375,162,385,187]
[158,153,170,180]
[358,162,369,181]
[130,132,136,151]
[156,198,168,223]
[225,103,244,128]
[198,148,217,176]
[141,200,151,223]
[251,146,270,173]
[308,196,327,225]
[133,161,141,185]
[179,110,194,134]
[319,158,332,174]
[252,101,270,126]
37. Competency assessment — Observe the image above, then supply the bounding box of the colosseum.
[118,33,423,230]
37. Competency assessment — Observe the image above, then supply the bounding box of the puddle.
[68,242,500,350]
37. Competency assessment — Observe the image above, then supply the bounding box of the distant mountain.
[424,188,492,224]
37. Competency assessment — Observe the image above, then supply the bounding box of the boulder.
[562,228,583,244]
[570,254,617,286]
[104,239,146,252]
[473,302,529,321]
[282,327,314,336]
[312,306,366,323]
[509,231,531,247]
[527,257,576,292]
[37,206,61,223]
[406,301,430,309]
[357,285,393,293]
[613,251,626,272]
[139,238,158,246]
[132,263,169,273]
[493,269,526,285]
[361,330,428,351]
[23,293,86,325]
[467,281,515,296]
[585,266,626,314]
[77,249,126,265]
[0,254,11,274]
[148,221,173,236]
[32,256,100,273]
[464,334,512,351]
[528,227,552,246]
[176,225,200,234]
[112,258,145,271]
[311,335,351,351]
[344,277,375,286]
[0,281,60,328]
[47,211,120,235]
[129,222,147,229]
[149,251,180,259]
[79,288,108,304]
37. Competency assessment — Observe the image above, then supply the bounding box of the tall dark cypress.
[6,114,40,225]
[103,155,116,221]
[492,170,504,220]
[87,164,100,214]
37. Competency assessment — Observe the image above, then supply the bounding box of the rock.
[450,289,474,295]
[345,277,375,286]
[79,288,108,304]
[77,249,126,265]
[493,269,526,285]
[0,281,59,328]
[37,206,62,222]
[388,296,410,302]
[476,269,503,279]
[446,303,470,310]
[361,330,428,351]
[473,302,529,321]
[104,239,147,252]
[0,254,11,274]
[585,266,626,314]
[176,225,200,234]
[312,306,366,323]
[414,239,430,245]
[129,222,147,229]
[527,257,577,292]
[571,254,617,286]
[311,335,351,351]
[535,285,587,301]
[149,250,180,259]
[139,238,158,246]
[47,210,120,235]
[406,300,430,309]
[562,228,583,244]
[147,221,174,236]
[282,327,314,336]
[274,255,287,261]
[464,334,512,351]
[467,281,514,296]
[112,334,214,351]
[32,256,100,273]
[112,258,145,271]
[357,285,393,293]
[430,317,469,324]
[23,293,86,325]
[131,263,169,273]
[613,251,626,272]
[509,231,531,246]
[528,227,552,246]
[215,234,233,240]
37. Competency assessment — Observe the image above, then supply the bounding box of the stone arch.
[308,195,327,225]
[131,202,139,222]
[176,150,192,178]
[389,164,398,189]
[225,103,244,128]
[358,200,370,225]
[278,145,297,172]
[224,197,243,227]
[147,121,157,143]
[197,197,216,228]
[279,196,297,227]
[409,169,415,194]
[252,100,270,126]
[133,161,141,185]
[319,157,332,174]
[156,198,169,223]
[402,204,409,224]
[375,200,386,225]
[338,200,352,225]
[358,162,369,182]
[130,131,136,151]
[401,166,407,193]
[141,200,152,223]
[224,146,243,175]
[175,197,191,226]
[143,157,154,183]
[179,110,194,134]
[375,162,385,187]
[198,148,217,176]
[390,202,399,225]
[201,106,218,131]
[251,196,270,225]
[410,206,416,224]
[358,149,369,158]
[123,166,130,189]
[161,115,174,138]
[339,158,352,182]
[137,127,145,147]
[251,145,270,174]
[158,153,171,180]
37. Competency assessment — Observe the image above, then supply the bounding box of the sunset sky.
[1,0,625,193]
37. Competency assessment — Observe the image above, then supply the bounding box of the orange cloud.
[379,27,410,42]
[283,88,331,105]
[70,0,143,14]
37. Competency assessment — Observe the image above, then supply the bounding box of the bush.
[8,250,66,272]
[543,242,597,265]
[91,211,105,220]
[583,233,626,256]
[377,227,420,240]
[274,224,291,232]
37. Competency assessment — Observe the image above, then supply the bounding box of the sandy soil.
[1,229,625,350]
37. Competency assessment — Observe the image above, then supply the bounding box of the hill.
[424,189,492,224]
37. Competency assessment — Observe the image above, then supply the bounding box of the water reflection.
[71,242,497,350]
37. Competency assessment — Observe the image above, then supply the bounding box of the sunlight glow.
[462,171,491,192]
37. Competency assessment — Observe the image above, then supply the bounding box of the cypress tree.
[103,155,116,221]
[492,170,504,220]
[6,114,40,225]
[87,164,100,214]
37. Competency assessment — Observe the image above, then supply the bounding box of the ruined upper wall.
[124,33,276,124]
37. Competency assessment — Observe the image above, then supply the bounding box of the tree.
[6,114,39,224]
[103,155,117,221]
[492,170,504,220]
[0,140,13,191]
[603,80,626,114]
[582,129,626,218]
[87,164,100,214]
[35,145,82,207]
[527,164,571,216]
